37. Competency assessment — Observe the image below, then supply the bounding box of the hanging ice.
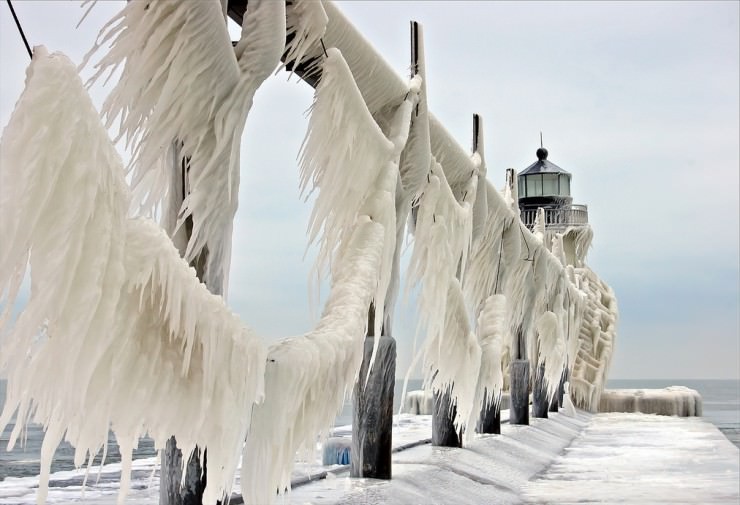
[0,48,266,505]
[82,0,286,292]
[242,47,419,504]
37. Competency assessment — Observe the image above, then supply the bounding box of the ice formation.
[469,294,508,429]
[297,0,619,427]
[0,2,622,504]
[0,49,266,505]
[82,0,286,292]
[569,267,619,410]
[282,0,329,77]
[599,387,703,416]
[243,48,420,504]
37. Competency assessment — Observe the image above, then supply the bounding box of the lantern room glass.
[559,174,571,196]
[542,174,558,196]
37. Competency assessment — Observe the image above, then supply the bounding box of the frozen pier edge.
[2,410,737,504]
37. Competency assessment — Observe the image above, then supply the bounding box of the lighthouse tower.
[517,146,590,264]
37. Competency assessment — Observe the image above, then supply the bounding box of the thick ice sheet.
[522,413,739,504]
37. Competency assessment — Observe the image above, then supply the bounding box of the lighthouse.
[517,146,588,232]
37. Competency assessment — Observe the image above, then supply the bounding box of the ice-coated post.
[550,369,564,412]
[161,150,209,505]
[432,389,462,447]
[558,368,567,408]
[549,390,559,412]
[532,363,549,418]
[476,389,501,434]
[351,334,396,479]
[510,359,530,425]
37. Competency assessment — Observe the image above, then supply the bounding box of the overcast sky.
[1,1,738,380]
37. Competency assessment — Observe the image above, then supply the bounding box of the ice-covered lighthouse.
[518,146,591,266]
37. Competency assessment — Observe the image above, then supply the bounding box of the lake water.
[1,378,737,481]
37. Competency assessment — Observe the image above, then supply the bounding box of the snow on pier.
[2,411,736,505]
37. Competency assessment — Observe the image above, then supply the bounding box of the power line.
[5,0,32,60]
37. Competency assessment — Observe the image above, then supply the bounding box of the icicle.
[243,217,385,505]
[468,294,508,435]
[0,49,266,505]
[241,48,419,504]
[83,0,286,291]
[536,310,565,402]
[282,0,329,78]
[533,207,546,243]
[299,47,394,285]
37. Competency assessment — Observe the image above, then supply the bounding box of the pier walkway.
[290,411,739,505]
[0,411,737,504]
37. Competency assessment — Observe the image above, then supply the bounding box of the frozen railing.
[521,204,588,230]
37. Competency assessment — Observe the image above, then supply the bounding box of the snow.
[522,413,739,504]
[3,412,735,505]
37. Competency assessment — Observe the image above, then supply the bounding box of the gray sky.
[1,1,738,380]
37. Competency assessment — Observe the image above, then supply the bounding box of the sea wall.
[599,387,702,416]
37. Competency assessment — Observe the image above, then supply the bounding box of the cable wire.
[6,0,32,60]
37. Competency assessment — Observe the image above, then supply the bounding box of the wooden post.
[471,113,500,435]
[558,368,567,408]
[476,388,501,435]
[509,359,530,425]
[161,150,209,505]
[351,335,396,478]
[351,302,396,479]
[432,390,462,447]
[549,391,559,412]
[532,362,549,418]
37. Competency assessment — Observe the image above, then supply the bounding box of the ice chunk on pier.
[599,386,703,416]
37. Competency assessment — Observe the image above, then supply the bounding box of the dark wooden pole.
[509,359,530,425]
[161,152,209,505]
[351,332,396,479]
[472,113,500,436]
[476,388,501,434]
[432,389,462,447]
[510,327,530,425]
[558,368,567,408]
[549,390,560,412]
[532,362,549,418]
